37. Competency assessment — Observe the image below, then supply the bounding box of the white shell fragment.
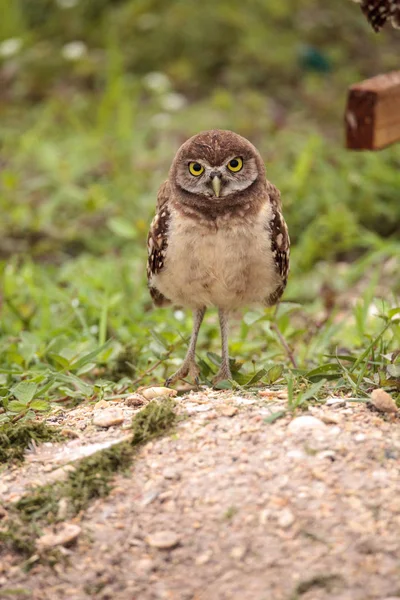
[140,387,178,400]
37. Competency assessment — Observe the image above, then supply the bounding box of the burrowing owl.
[147,129,290,386]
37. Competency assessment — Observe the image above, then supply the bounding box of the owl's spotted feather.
[352,0,400,31]
[146,129,290,386]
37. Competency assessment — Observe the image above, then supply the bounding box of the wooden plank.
[345,71,400,150]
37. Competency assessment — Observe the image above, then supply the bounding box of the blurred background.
[0,0,399,406]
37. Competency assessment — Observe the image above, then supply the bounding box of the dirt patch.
[1,390,400,600]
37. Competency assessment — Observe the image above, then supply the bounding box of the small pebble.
[93,407,124,428]
[125,393,146,407]
[146,530,180,550]
[196,551,212,565]
[220,405,238,417]
[286,449,305,460]
[36,523,81,550]
[230,546,246,560]
[60,428,80,439]
[370,388,398,414]
[136,558,155,574]
[94,399,109,410]
[163,468,180,480]
[235,397,255,405]
[277,508,295,529]
[288,416,326,434]
[185,403,213,413]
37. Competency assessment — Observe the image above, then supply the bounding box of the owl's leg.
[212,308,233,385]
[165,307,206,386]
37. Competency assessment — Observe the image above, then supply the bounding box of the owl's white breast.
[151,203,280,310]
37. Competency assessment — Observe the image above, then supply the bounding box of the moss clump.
[131,399,177,445]
[0,515,36,556]
[65,441,133,513]
[0,421,63,464]
[1,400,177,557]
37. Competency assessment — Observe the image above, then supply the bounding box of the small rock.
[259,389,288,399]
[370,388,398,413]
[259,509,271,525]
[288,416,326,434]
[235,397,255,405]
[163,468,180,480]
[277,508,295,529]
[196,551,212,565]
[220,405,238,417]
[125,393,147,407]
[36,523,81,550]
[140,387,177,400]
[318,450,336,461]
[230,546,246,560]
[94,399,109,410]
[185,403,213,413]
[136,558,155,574]
[60,428,80,438]
[319,412,341,424]
[286,449,305,460]
[46,464,76,484]
[141,490,159,506]
[93,407,124,428]
[146,530,180,550]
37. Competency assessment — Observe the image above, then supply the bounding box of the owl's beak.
[211,175,221,198]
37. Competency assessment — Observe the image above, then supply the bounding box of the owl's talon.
[212,368,233,387]
[165,360,200,386]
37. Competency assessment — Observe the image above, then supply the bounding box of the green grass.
[0,0,399,426]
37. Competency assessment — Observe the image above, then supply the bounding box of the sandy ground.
[1,389,400,600]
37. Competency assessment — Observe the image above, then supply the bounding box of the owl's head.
[170,130,266,212]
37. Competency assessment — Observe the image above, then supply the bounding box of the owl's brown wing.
[147,181,172,307]
[265,183,290,306]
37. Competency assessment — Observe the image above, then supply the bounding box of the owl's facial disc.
[177,155,258,200]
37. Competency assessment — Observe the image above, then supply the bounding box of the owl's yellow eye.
[189,162,204,176]
[227,157,243,172]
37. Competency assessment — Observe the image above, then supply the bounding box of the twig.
[270,322,298,369]
[131,354,172,387]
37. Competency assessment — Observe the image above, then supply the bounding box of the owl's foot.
[212,366,233,387]
[165,359,201,387]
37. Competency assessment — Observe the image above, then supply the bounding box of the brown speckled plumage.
[352,0,400,31]
[146,129,290,386]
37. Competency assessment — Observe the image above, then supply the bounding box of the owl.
[147,129,290,386]
[352,0,400,31]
